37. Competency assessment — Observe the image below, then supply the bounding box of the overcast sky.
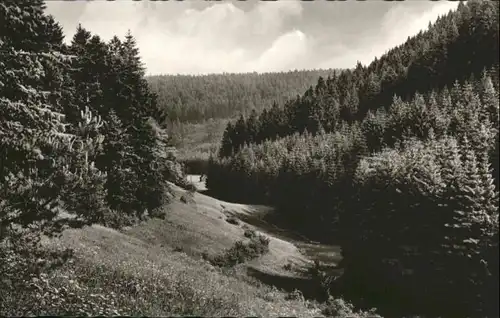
[45,0,459,76]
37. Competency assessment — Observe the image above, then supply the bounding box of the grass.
[8,226,318,317]
[135,183,310,275]
[1,182,374,317]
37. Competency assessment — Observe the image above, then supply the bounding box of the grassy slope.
[38,183,327,316]
[125,183,311,275]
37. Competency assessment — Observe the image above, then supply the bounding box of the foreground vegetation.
[1,220,321,316]
[1,180,376,317]
[208,1,499,317]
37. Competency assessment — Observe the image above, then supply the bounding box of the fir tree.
[115,31,169,214]
[0,1,107,238]
[99,110,136,214]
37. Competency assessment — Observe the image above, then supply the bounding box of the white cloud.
[253,30,309,73]
[46,1,305,75]
[318,1,459,68]
[45,0,460,75]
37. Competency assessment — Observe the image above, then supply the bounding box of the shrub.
[285,289,304,302]
[183,182,198,192]
[225,216,240,226]
[209,234,270,267]
[99,208,140,229]
[283,263,292,271]
[244,229,257,239]
[181,158,209,175]
[148,207,168,220]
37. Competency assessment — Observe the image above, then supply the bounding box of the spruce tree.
[0,1,107,238]
[112,31,169,214]
[99,110,136,215]
[219,122,235,158]
[480,73,499,126]
[246,109,260,144]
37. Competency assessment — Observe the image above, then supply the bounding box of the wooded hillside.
[147,69,340,123]
[207,1,500,317]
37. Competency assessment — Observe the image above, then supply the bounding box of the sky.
[45,0,460,76]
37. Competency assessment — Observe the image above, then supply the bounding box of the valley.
[1,0,498,317]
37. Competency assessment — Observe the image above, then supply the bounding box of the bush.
[225,216,240,226]
[285,289,304,301]
[208,234,270,267]
[283,263,293,271]
[0,231,77,316]
[244,229,257,239]
[183,182,198,192]
[182,158,209,175]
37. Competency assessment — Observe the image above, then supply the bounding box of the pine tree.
[480,73,499,126]
[233,114,248,152]
[219,122,235,158]
[246,109,260,144]
[427,90,450,137]
[269,101,283,138]
[257,108,270,143]
[68,25,92,122]
[99,110,136,214]
[1,1,107,235]
[362,110,387,153]
[117,33,169,214]
[69,28,110,122]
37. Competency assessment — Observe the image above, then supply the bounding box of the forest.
[1,0,498,317]
[148,69,340,123]
[207,0,499,317]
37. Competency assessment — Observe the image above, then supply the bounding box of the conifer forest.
[1,1,499,317]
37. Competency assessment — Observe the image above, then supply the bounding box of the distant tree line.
[147,69,340,123]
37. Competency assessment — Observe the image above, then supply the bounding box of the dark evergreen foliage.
[67,26,183,219]
[208,1,500,316]
[1,2,181,312]
[0,0,107,239]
